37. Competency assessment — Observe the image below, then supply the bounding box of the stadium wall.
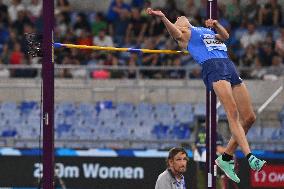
[0,79,282,110]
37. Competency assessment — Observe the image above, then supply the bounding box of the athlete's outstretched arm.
[146,8,182,41]
[205,19,229,41]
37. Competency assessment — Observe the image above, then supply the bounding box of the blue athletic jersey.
[187,26,228,64]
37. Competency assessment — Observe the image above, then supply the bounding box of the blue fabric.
[187,26,228,64]
[107,1,131,22]
[201,58,242,91]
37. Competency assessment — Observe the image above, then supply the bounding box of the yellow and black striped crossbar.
[54,43,189,55]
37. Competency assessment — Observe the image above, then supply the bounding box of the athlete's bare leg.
[213,80,251,155]
[224,83,256,156]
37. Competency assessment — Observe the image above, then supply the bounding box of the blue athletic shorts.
[201,58,242,91]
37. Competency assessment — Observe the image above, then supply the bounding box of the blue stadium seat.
[0,101,17,111]
[136,102,153,113]
[154,103,172,114]
[173,103,193,113]
[2,129,17,137]
[152,123,169,140]
[171,123,191,139]
[247,126,262,141]
[193,103,206,118]
[96,101,113,111]
[262,127,276,140]
[99,109,117,120]
[116,102,134,111]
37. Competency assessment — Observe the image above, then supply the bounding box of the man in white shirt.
[8,0,25,23]
[26,0,42,20]
[240,22,263,49]
[93,29,114,47]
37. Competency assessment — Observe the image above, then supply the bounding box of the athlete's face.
[175,16,190,28]
[169,152,188,174]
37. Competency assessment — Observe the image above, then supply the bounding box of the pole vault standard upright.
[206,0,218,189]
[43,1,54,189]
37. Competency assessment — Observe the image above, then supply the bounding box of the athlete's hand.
[205,19,219,28]
[146,8,165,18]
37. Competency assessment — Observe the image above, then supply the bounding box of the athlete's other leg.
[224,83,256,156]
[215,82,266,173]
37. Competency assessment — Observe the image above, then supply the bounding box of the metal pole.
[43,0,54,189]
[206,0,217,189]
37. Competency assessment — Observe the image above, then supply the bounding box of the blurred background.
[0,0,283,188]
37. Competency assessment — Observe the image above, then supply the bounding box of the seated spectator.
[55,12,69,37]
[258,0,282,27]
[26,0,42,22]
[55,0,71,16]
[243,0,261,23]
[240,22,263,49]
[258,43,276,67]
[58,49,81,78]
[225,0,242,29]
[9,42,26,77]
[163,0,184,22]
[0,0,7,15]
[73,12,91,36]
[189,66,202,79]
[108,54,126,79]
[126,53,138,79]
[275,27,284,58]
[0,0,9,26]
[140,0,151,18]
[8,0,25,23]
[167,56,185,79]
[0,43,9,65]
[6,29,19,52]
[9,42,23,65]
[0,23,9,53]
[140,38,160,78]
[12,9,32,35]
[93,29,114,47]
[196,0,207,23]
[263,55,284,80]
[74,29,92,64]
[86,52,98,66]
[77,28,93,46]
[240,45,258,68]
[239,44,258,78]
[131,0,145,9]
[91,12,108,36]
[0,59,9,78]
[147,12,166,43]
[250,58,267,79]
[186,0,198,19]
[126,7,147,45]
[110,9,130,46]
[107,0,131,22]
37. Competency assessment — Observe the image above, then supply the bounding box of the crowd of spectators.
[0,0,283,79]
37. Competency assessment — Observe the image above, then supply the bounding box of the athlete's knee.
[243,113,256,129]
[226,107,239,122]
